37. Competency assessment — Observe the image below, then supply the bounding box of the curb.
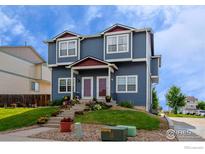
[164,115,179,141]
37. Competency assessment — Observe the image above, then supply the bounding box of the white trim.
[78,38,80,60]
[57,36,79,41]
[58,77,76,94]
[104,30,132,36]
[73,65,108,70]
[116,75,138,93]
[106,58,132,62]
[103,34,105,60]
[58,40,78,58]
[145,30,149,112]
[96,76,108,99]
[52,31,80,41]
[82,77,93,99]
[132,58,147,62]
[106,34,129,54]
[131,31,133,59]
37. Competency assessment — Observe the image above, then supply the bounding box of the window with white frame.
[31,82,40,92]
[58,78,76,93]
[59,40,77,57]
[116,75,138,93]
[107,34,128,53]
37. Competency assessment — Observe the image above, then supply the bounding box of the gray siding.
[104,33,132,60]
[113,62,147,106]
[133,32,146,58]
[52,66,71,100]
[151,58,159,76]
[48,42,56,65]
[81,37,104,60]
[52,62,147,107]
[56,39,79,63]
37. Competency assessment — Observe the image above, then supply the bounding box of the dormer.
[102,24,135,62]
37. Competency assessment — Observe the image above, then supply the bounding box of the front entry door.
[82,77,93,99]
[97,76,108,99]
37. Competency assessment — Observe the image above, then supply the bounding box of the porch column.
[107,67,111,97]
[71,68,74,99]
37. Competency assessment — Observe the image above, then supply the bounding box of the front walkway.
[0,127,55,141]
[169,117,205,141]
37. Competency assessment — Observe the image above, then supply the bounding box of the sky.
[0,5,205,110]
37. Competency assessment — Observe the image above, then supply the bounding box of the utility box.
[101,126,128,141]
[117,125,137,137]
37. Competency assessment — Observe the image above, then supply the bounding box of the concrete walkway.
[0,127,55,141]
[169,117,205,141]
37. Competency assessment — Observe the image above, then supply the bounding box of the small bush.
[93,104,102,111]
[37,116,48,124]
[119,101,134,108]
[49,98,64,106]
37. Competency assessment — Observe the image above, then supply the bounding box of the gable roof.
[100,23,135,34]
[0,46,45,64]
[44,23,152,43]
[68,56,118,69]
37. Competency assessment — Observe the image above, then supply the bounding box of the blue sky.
[0,5,205,110]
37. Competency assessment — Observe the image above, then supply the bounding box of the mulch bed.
[30,124,176,141]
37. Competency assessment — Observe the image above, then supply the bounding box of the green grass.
[167,113,205,118]
[75,109,160,130]
[0,107,58,131]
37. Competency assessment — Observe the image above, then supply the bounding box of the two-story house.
[45,24,161,111]
[0,46,51,106]
[181,96,198,114]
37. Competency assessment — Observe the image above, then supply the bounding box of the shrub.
[93,104,102,111]
[37,116,48,124]
[92,97,97,102]
[49,98,64,106]
[119,101,134,108]
[61,118,73,122]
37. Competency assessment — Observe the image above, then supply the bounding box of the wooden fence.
[0,94,50,107]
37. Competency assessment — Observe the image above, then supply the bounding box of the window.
[59,40,77,57]
[116,76,137,93]
[31,82,40,92]
[58,78,76,93]
[107,34,129,53]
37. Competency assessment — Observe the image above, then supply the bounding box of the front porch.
[66,57,118,101]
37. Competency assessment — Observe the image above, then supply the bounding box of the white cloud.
[155,7,205,102]
[85,6,102,25]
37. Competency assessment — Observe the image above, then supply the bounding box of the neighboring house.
[45,24,161,111]
[0,46,51,106]
[181,96,198,114]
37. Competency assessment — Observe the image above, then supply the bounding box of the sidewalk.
[0,127,55,141]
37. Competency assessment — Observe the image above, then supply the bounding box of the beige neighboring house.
[0,46,51,106]
[181,96,198,114]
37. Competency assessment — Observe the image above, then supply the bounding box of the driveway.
[0,127,55,141]
[169,117,205,141]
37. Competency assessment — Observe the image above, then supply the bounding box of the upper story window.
[107,34,129,54]
[59,40,77,57]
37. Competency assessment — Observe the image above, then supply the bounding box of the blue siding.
[104,33,132,60]
[151,58,159,76]
[113,62,147,106]
[133,32,146,58]
[81,37,104,60]
[56,39,79,63]
[52,62,147,107]
[48,42,56,65]
[52,66,71,100]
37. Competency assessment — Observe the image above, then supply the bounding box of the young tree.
[152,88,159,110]
[197,101,205,110]
[165,85,186,114]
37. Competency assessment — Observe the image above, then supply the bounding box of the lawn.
[75,109,160,130]
[167,113,205,118]
[0,107,58,131]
